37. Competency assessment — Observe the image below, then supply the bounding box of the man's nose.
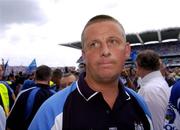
[101,43,111,57]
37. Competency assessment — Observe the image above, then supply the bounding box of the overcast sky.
[0,0,180,67]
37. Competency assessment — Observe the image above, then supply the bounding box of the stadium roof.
[60,27,180,49]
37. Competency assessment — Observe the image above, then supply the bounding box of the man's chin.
[97,73,119,83]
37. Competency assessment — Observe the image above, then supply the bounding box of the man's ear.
[125,42,131,59]
[82,50,86,63]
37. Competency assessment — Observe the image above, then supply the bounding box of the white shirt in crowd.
[138,71,170,130]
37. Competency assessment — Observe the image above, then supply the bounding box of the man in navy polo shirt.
[6,65,56,130]
[29,15,153,130]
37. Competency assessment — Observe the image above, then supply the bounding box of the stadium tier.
[60,27,180,67]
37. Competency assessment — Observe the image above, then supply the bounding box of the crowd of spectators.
[132,41,180,56]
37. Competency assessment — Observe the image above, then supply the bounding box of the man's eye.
[108,39,119,46]
[110,39,117,44]
[89,41,100,48]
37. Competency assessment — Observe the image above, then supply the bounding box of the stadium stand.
[60,27,180,68]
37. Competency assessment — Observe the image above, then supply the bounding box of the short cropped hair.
[136,50,160,71]
[52,68,62,79]
[81,14,126,49]
[35,65,52,81]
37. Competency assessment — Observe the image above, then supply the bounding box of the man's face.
[82,21,130,83]
[61,74,76,88]
[135,62,143,78]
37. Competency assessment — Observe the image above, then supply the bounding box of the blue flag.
[3,60,9,77]
[4,60,8,70]
[27,59,37,73]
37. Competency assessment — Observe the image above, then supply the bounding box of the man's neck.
[140,69,153,79]
[35,80,49,85]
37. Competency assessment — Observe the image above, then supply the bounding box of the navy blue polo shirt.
[62,73,150,130]
[6,83,55,130]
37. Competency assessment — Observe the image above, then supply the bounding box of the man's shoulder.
[35,82,77,113]
[125,87,152,118]
[0,81,11,90]
[50,82,77,100]
[28,82,77,130]
[125,87,146,105]
[125,87,142,98]
[18,86,36,97]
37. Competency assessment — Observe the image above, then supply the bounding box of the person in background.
[76,56,86,74]
[0,64,15,117]
[51,68,62,91]
[12,74,26,96]
[60,72,77,89]
[6,65,56,130]
[136,49,170,130]
[20,72,36,92]
[120,68,137,90]
[164,79,180,130]
[29,14,153,130]
[6,73,15,85]
[160,59,176,87]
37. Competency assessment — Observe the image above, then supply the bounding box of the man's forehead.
[84,21,125,39]
[86,20,122,29]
